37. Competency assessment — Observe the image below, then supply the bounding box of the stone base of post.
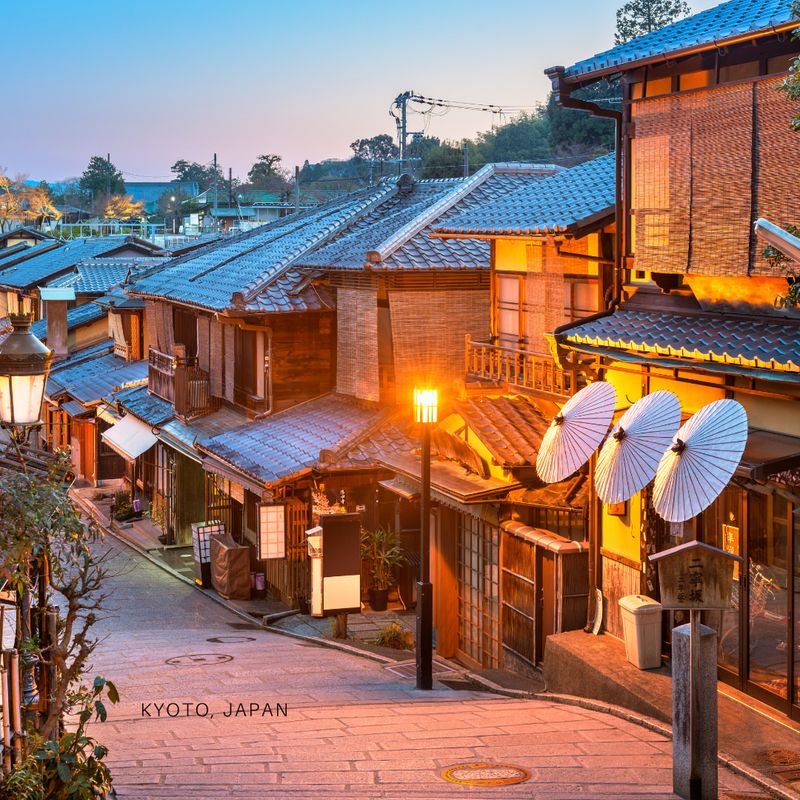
[672,622,718,800]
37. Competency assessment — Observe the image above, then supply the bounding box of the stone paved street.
[89,537,766,799]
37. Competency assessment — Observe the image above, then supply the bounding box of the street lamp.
[0,300,53,710]
[413,386,437,690]
[0,302,53,443]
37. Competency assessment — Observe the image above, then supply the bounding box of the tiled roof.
[433,154,616,236]
[302,165,559,272]
[333,415,515,503]
[129,185,398,312]
[454,395,552,468]
[113,385,174,426]
[0,236,160,290]
[49,257,168,294]
[47,353,148,405]
[0,226,51,245]
[557,307,800,378]
[199,394,388,485]
[159,407,248,451]
[30,302,106,340]
[564,0,797,79]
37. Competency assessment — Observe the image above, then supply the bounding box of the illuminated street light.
[0,299,53,442]
[413,386,437,690]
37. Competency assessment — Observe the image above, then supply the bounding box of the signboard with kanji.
[649,541,742,610]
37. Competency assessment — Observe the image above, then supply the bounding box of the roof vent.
[397,174,415,195]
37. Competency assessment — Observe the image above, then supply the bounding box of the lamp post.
[170,196,177,234]
[0,302,53,710]
[0,303,53,444]
[413,387,437,690]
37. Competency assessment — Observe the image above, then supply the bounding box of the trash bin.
[619,594,663,669]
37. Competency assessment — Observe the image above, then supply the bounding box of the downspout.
[544,66,624,309]
[545,66,624,633]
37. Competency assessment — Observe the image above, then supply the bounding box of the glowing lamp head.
[0,312,53,428]
[413,387,438,424]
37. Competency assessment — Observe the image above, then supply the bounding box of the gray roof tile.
[433,154,615,236]
[0,236,160,290]
[49,257,168,294]
[30,302,105,340]
[199,394,387,485]
[46,353,148,404]
[564,0,797,79]
[129,186,396,311]
[559,307,800,376]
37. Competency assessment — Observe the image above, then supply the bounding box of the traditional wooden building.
[0,235,161,319]
[546,0,800,718]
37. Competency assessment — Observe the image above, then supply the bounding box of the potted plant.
[361,526,405,611]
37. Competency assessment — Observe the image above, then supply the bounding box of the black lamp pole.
[414,387,437,691]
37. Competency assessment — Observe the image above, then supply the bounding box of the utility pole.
[213,153,219,230]
[294,166,300,212]
[106,153,111,199]
[228,168,233,206]
[463,140,469,178]
[392,91,413,173]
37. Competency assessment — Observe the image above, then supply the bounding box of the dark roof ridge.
[240,181,401,304]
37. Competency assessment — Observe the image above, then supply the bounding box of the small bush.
[373,622,413,650]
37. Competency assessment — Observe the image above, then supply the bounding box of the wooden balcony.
[465,336,582,399]
[148,347,220,420]
[113,340,132,361]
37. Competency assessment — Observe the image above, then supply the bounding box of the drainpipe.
[544,66,624,308]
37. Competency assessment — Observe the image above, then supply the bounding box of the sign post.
[649,541,741,800]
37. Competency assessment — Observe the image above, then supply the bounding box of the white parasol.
[653,399,748,523]
[595,390,682,504]
[536,381,617,484]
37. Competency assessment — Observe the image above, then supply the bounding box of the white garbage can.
[619,594,663,670]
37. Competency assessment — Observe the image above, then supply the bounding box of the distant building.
[123,181,200,214]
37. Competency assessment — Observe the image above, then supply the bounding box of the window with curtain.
[496,274,523,344]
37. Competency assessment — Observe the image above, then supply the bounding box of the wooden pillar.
[433,507,458,658]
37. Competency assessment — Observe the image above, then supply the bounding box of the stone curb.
[540,692,798,800]
[70,490,400,666]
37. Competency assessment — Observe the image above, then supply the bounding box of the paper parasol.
[653,399,748,523]
[536,381,616,484]
[595,391,682,504]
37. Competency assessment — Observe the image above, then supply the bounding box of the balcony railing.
[113,340,132,362]
[148,347,220,419]
[465,336,582,398]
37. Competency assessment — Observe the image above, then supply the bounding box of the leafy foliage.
[246,154,290,192]
[0,679,119,800]
[79,156,125,202]
[0,173,61,231]
[373,622,414,650]
[614,0,691,44]
[350,134,399,162]
[780,1,800,131]
[0,449,116,793]
[360,527,405,590]
[103,194,145,220]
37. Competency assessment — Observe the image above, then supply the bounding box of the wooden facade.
[552,19,800,718]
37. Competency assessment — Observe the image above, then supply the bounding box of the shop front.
[698,481,800,719]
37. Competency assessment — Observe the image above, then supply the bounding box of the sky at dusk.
[3,0,720,183]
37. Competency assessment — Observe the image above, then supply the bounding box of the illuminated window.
[258,503,286,560]
[719,61,759,83]
[495,274,523,343]
[645,76,672,97]
[679,69,713,91]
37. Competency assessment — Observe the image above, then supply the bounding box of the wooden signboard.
[320,513,361,616]
[649,541,742,610]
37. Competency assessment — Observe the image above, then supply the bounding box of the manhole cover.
[165,653,233,666]
[207,636,256,644]
[766,749,800,767]
[385,658,456,679]
[441,763,531,786]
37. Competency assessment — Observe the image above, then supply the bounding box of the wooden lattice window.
[456,513,500,669]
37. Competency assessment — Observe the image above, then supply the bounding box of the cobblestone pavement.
[89,538,766,800]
